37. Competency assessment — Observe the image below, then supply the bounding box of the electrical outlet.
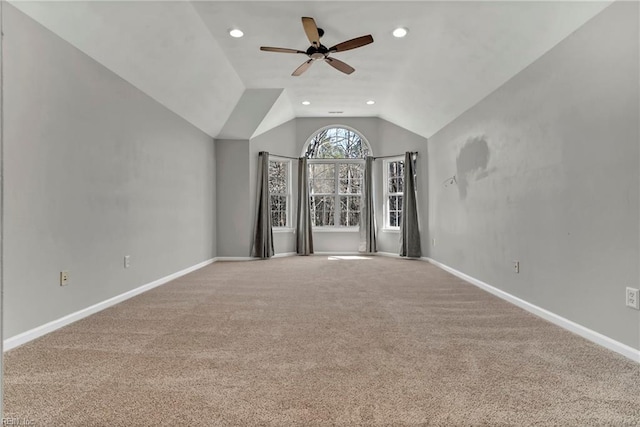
[60,271,70,286]
[124,255,131,269]
[513,261,520,274]
[432,238,436,247]
[626,287,639,310]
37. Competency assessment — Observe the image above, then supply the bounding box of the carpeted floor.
[3,256,640,426]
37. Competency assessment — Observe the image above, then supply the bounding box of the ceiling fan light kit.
[260,16,374,76]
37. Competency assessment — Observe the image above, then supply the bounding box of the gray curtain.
[359,156,377,253]
[296,157,314,255]
[251,151,274,259]
[400,152,421,258]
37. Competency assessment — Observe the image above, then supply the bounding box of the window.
[304,127,371,229]
[384,158,405,229]
[268,159,291,228]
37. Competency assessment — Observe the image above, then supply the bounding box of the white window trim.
[383,156,404,231]
[273,228,295,234]
[269,157,292,229]
[308,158,365,230]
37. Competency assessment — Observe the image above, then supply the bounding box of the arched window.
[302,126,372,229]
[304,127,370,159]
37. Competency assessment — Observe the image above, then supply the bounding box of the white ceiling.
[11,1,612,139]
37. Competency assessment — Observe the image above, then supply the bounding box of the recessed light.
[366,100,375,105]
[229,29,244,38]
[392,27,408,38]
[302,101,311,105]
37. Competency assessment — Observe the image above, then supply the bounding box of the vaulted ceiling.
[12,1,612,139]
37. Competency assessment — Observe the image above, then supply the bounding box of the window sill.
[382,228,400,233]
[312,227,359,233]
[273,228,295,234]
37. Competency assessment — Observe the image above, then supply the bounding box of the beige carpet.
[4,256,639,426]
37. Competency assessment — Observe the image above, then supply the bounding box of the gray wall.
[3,5,217,338]
[427,2,639,349]
[215,139,250,257]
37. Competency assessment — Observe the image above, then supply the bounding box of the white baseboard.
[216,253,295,260]
[377,251,400,258]
[314,251,362,256]
[424,257,640,363]
[4,258,216,352]
[273,252,296,258]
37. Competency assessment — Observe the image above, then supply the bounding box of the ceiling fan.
[260,17,374,76]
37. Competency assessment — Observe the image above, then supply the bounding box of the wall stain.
[456,136,492,199]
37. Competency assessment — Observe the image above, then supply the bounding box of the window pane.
[309,163,334,180]
[269,161,287,194]
[389,178,398,193]
[339,164,363,194]
[388,162,395,177]
[309,164,335,194]
[348,211,360,227]
[389,177,404,193]
[339,213,360,226]
[311,196,334,226]
[339,196,360,226]
[277,196,287,212]
[390,212,399,227]
[348,196,360,212]
[270,196,288,227]
[340,211,361,227]
[388,161,403,178]
[311,179,334,194]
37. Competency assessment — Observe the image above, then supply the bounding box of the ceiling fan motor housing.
[307,44,329,59]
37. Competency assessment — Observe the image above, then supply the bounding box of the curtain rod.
[373,152,418,160]
[263,152,418,161]
[261,152,299,160]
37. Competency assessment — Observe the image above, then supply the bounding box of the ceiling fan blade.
[260,46,307,55]
[329,35,374,53]
[325,57,355,75]
[292,59,314,76]
[302,17,321,47]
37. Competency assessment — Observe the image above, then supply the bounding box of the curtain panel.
[296,157,314,255]
[399,152,421,258]
[251,151,274,259]
[359,156,377,253]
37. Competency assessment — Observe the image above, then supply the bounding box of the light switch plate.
[626,287,639,310]
[60,271,70,286]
